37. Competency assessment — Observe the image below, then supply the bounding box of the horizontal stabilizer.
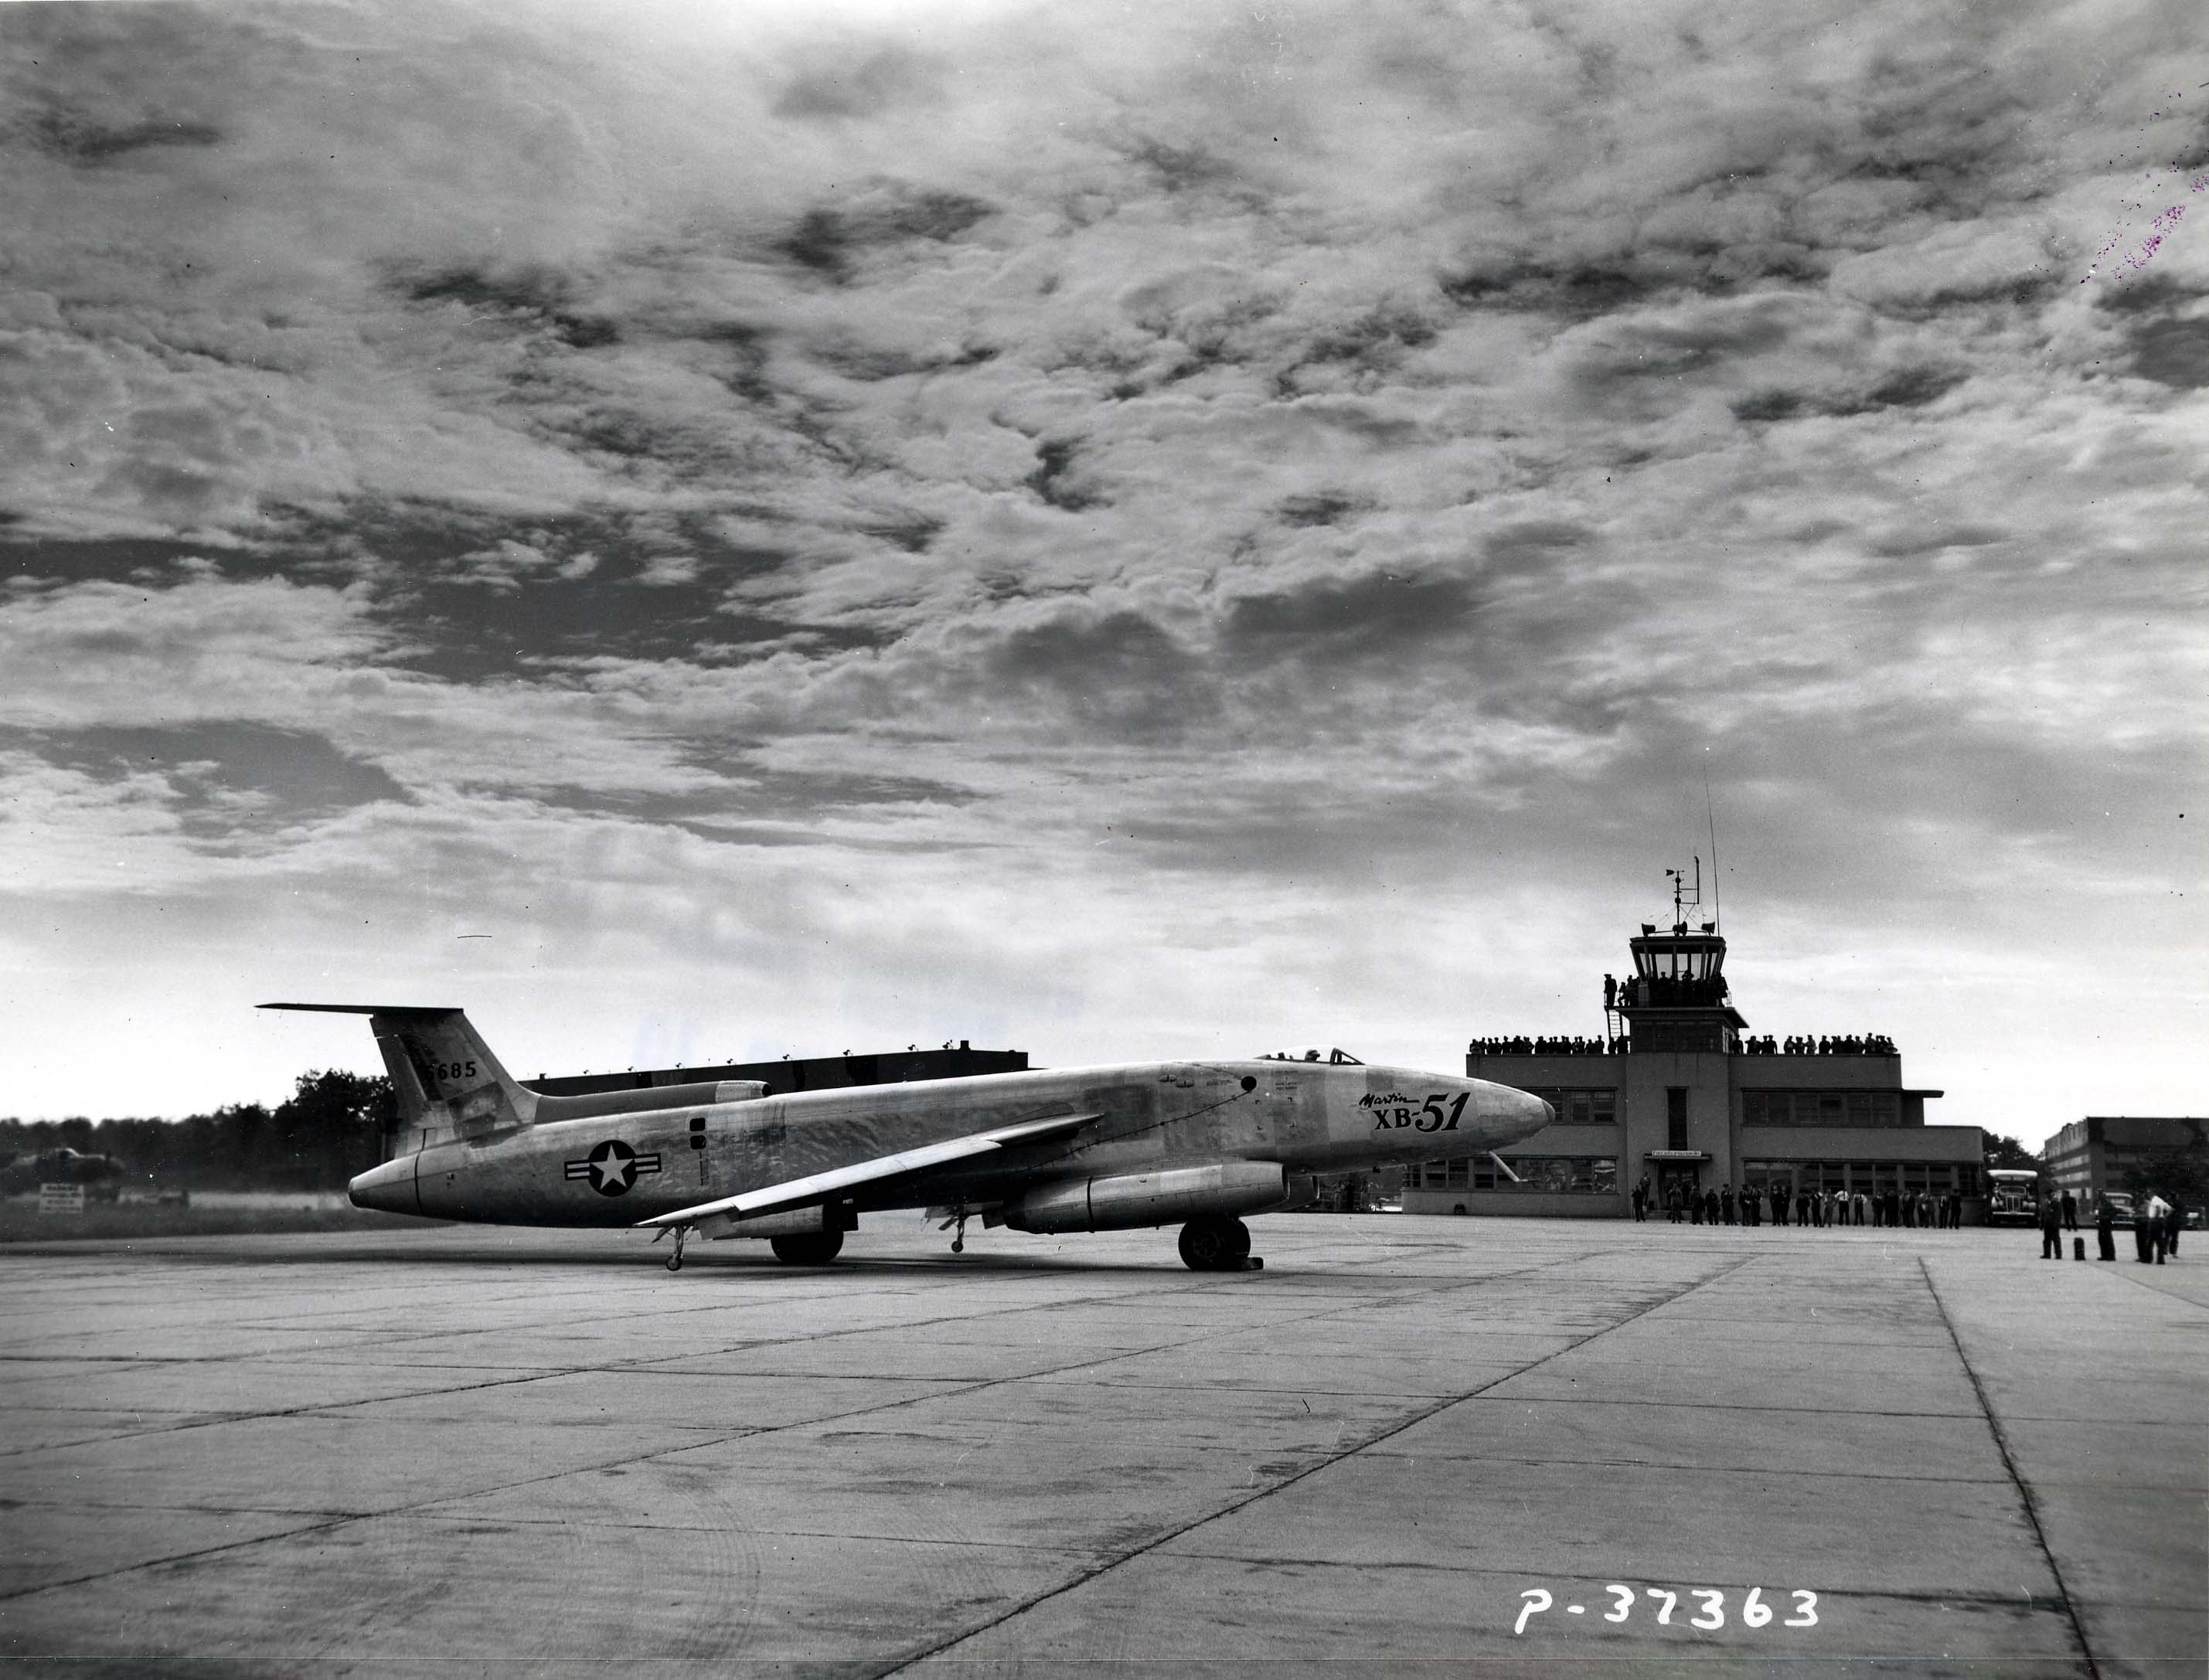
[638,1110,1098,1230]
[260,1002,461,1015]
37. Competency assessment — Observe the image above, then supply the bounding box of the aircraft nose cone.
[1500,1084,1554,1144]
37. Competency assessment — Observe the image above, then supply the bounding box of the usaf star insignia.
[565,1138,662,1197]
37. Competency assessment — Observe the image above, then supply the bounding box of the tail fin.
[260,1004,538,1154]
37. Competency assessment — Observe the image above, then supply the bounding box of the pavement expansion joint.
[1918,1255,2104,1680]
[874,1250,1760,1676]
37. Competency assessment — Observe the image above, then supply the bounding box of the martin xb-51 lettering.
[268,1004,1553,1272]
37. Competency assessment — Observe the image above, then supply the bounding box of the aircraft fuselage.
[349,1059,1546,1226]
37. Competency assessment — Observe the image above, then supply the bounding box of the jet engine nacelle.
[1006,1161,1286,1235]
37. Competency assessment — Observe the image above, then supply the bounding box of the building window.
[1637,1022,1725,1053]
[1524,1088,1619,1125]
[1418,1157,1618,1193]
[1667,1087,1688,1151]
[1741,1160,1974,1197]
[1744,1091,1900,1126]
[1495,1157,1618,1193]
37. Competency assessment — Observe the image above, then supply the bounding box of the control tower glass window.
[1635,941,1721,982]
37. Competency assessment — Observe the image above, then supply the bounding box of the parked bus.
[1986,1167,2040,1226]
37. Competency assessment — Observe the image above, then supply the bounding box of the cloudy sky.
[2,0,2202,1143]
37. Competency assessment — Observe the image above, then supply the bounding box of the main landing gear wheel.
[1179,1216,1259,1272]
[771,1230,846,1266]
[664,1225,690,1273]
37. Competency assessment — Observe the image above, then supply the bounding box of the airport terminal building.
[1404,879,1986,1220]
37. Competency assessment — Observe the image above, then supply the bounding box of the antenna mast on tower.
[1704,770,1722,934]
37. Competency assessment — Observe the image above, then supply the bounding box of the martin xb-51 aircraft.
[268,1003,1553,1272]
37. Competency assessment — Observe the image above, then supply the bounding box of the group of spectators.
[1469,1036,1615,1056]
[2040,1189,2187,1264]
[1616,974,1726,1008]
[1469,1033,1902,1057]
[1738,1034,1899,1056]
[1632,1174,1960,1229]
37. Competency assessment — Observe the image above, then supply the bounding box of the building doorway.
[1656,1161,1700,1210]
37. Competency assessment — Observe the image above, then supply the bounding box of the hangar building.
[528,1042,1027,1100]
[2042,1116,2207,1208]
[1404,871,1986,1220]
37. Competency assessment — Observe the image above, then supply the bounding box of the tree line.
[0,1071,397,1193]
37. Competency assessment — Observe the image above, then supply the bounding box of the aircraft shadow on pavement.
[21,1238,1207,1278]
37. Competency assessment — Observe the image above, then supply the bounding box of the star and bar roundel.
[564,1139,663,1197]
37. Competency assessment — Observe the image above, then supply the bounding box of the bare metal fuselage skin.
[349,1060,1548,1227]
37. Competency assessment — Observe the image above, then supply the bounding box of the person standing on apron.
[2096,1200,2116,1261]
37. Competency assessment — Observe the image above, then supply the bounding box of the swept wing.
[635,1110,1099,1229]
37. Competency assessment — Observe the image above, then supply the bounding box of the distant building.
[528,1042,1026,1100]
[1404,868,1984,1220]
[2042,1117,2207,1207]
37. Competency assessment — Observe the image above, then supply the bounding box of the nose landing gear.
[1179,1215,1262,1272]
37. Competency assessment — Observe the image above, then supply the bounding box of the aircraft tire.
[1178,1216,1237,1271]
[771,1231,846,1266]
[1226,1218,1252,1261]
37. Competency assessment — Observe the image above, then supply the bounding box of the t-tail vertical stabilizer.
[260,1003,538,1155]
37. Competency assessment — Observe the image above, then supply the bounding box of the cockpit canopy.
[1255,1046,1364,1065]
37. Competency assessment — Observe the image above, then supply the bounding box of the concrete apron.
[0,1216,2199,1675]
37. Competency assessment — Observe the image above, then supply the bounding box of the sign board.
[1644,1149,1710,1162]
[39,1183,86,1216]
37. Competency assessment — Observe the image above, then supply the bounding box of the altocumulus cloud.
[0,0,2200,1134]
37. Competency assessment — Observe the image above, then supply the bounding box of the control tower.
[1427,862,1976,1220]
[1607,859,1747,1056]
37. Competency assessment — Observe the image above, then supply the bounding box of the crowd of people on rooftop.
[1469,1036,1616,1056]
[1744,1034,1898,1056]
[1615,974,1728,1008]
[1469,1032,1901,1057]
[1632,1174,1959,1229]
